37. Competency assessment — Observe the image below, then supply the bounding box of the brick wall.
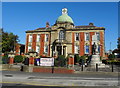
[32,34,37,51]
[33,67,74,74]
[72,32,74,53]
[25,34,29,53]
[100,32,104,57]
[40,34,45,55]
[80,32,85,56]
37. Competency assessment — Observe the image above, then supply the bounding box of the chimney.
[46,22,50,28]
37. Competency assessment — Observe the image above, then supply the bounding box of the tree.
[108,54,116,60]
[117,37,120,50]
[2,29,19,53]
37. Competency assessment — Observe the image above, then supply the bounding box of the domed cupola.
[56,8,74,24]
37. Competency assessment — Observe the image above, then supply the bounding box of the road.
[0,70,119,87]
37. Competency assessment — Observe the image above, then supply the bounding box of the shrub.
[55,55,66,67]
[2,55,9,64]
[74,54,80,64]
[79,56,87,65]
[14,55,23,63]
[108,54,116,60]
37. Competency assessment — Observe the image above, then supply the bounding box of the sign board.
[40,58,54,66]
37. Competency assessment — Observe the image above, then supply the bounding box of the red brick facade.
[80,32,85,56]
[40,34,45,55]
[25,31,105,57]
[100,32,104,56]
[32,34,37,52]
[25,34,29,53]
[72,32,74,54]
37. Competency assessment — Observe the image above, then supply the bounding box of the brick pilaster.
[25,34,29,53]
[32,34,37,52]
[40,34,45,56]
[80,32,85,56]
[100,32,104,57]
[72,32,74,54]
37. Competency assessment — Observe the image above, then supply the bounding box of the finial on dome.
[62,8,68,14]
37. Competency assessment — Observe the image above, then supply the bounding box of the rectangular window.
[36,34,40,42]
[45,34,49,42]
[29,34,32,42]
[98,45,100,53]
[44,45,48,54]
[96,32,100,41]
[36,46,40,53]
[85,45,89,54]
[74,45,79,54]
[85,33,89,41]
[75,33,79,41]
[28,46,32,51]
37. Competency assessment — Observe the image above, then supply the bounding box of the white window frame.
[28,45,32,51]
[36,34,40,42]
[45,34,49,42]
[44,45,48,54]
[75,33,79,41]
[29,34,32,42]
[85,45,89,54]
[96,32,100,41]
[36,45,40,53]
[85,33,89,41]
[74,45,79,54]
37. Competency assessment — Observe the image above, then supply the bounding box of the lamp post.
[8,51,15,65]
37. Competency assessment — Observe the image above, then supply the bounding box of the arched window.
[59,30,65,40]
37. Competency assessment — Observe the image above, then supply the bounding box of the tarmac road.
[1,70,119,87]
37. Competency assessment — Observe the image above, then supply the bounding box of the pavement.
[1,70,119,87]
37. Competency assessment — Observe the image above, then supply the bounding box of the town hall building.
[25,8,105,58]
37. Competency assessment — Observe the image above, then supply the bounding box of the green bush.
[108,54,116,60]
[2,55,9,64]
[55,55,66,67]
[14,55,24,63]
[74,54,80,64]
[79,56,87,65]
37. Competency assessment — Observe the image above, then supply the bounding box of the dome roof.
[56,8,74,24]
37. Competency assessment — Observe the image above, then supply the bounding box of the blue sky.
[2,2,118,51]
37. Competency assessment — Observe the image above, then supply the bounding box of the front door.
[57,46,62,55]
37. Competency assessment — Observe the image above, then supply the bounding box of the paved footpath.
[1,70,119,87]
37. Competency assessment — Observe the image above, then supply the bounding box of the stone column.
[61,45,63,55]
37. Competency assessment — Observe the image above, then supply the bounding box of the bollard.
[96,64,98,72]
[112,64,114,72]
[81,64,83,71]
[52,66,54,73]
[20,65,23,71]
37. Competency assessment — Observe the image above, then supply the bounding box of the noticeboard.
[40,58,54,66]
